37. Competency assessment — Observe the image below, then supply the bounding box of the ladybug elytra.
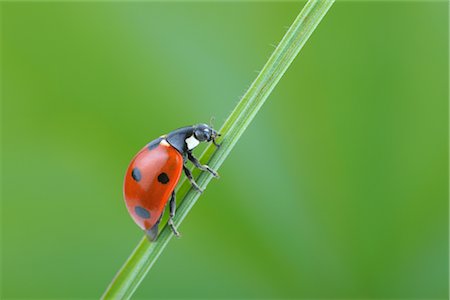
[123,124,220,241]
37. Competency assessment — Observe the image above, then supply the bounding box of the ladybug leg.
[167,191,181,237]
[187,151,219,178]
[183,165,203,193]
[145,214,162,242]
[212,138,221,148]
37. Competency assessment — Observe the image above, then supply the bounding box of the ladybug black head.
[193,123,219,143]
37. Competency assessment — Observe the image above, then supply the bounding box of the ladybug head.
[193,124,221,147]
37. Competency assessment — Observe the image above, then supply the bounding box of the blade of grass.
[102,0,334,298]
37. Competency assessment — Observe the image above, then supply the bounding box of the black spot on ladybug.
[148,138,163,151]
[131,168,142,182]
[158,172,169,184]
[135,206,151,219]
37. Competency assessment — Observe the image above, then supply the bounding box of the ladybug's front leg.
[167,191,181,237]
[187,151,219,178]
[183,165,203,193]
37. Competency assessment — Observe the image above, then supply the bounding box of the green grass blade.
[102,1,334,298]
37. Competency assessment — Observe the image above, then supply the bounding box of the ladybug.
[123,124,220,241]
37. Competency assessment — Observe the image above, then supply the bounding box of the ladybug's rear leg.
[167,191,181,237]
[187,152,219,178]
[183,165,203,193]
[145,214,162,242]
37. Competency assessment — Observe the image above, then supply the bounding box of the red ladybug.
[124,124,220,241]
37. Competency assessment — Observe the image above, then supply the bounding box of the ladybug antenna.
[209,116,221,148]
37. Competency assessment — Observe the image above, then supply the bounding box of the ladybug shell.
[123,138,183,230]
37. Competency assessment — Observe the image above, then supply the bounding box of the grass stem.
[102,1,334,298]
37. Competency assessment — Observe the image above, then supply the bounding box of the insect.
[123,124,221,241]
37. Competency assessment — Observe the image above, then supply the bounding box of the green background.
[1,1,448,299]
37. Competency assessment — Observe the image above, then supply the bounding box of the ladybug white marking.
[185,135,200,150]
[160,139,170,147]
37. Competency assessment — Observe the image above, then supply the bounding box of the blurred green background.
[1,1,448,299]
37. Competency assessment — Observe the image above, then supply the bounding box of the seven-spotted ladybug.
[123,124,220,241]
